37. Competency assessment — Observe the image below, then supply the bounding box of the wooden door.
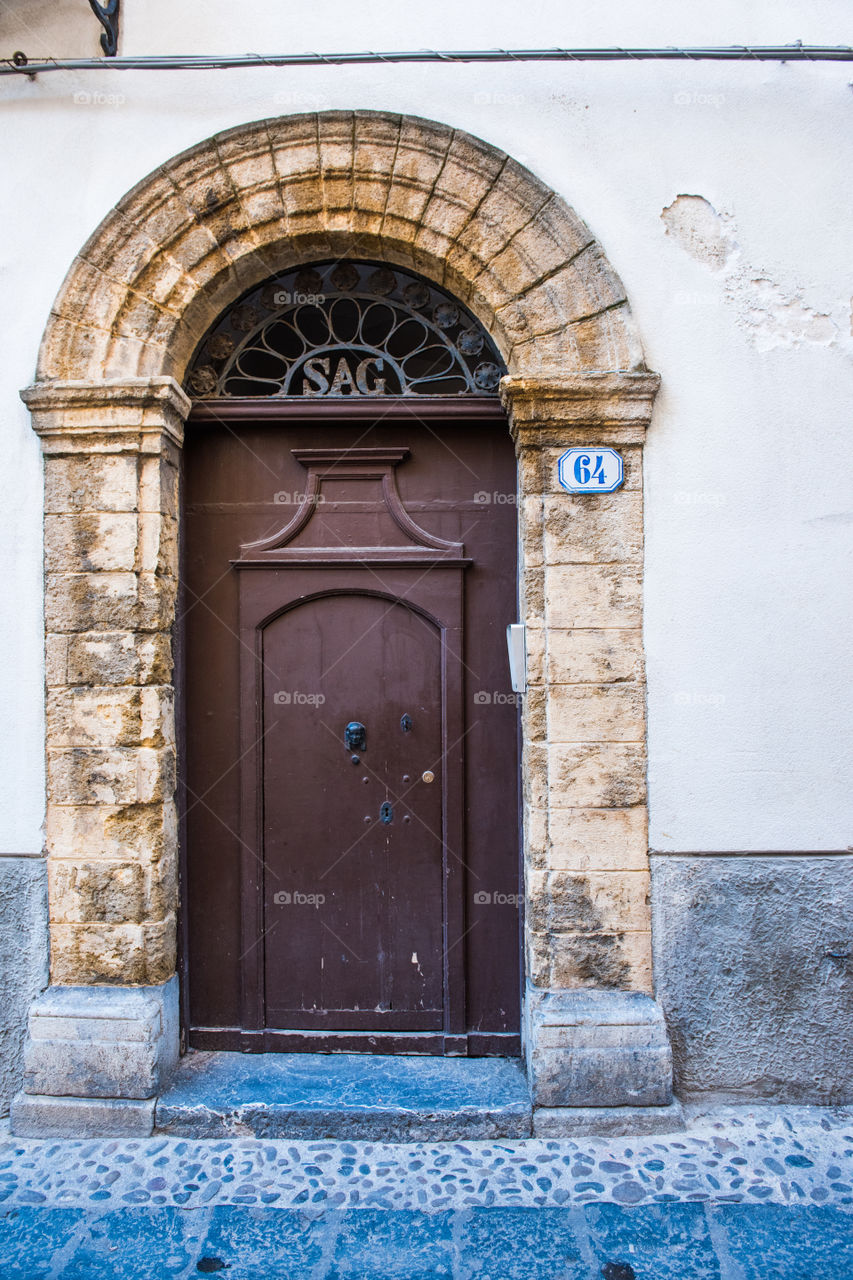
[181,402,520,1054]
[261,594,445,1031]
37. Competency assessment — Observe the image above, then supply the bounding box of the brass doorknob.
[422,770,435,784]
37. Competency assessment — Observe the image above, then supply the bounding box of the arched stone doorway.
[14,112,669,1136]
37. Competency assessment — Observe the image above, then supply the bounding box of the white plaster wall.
[0,0,850,854]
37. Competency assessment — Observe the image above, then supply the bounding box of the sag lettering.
[302,355,387,396]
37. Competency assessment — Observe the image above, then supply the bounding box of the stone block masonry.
[23,378,189,989]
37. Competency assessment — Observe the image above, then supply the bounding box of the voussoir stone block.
[525,987,672,1108]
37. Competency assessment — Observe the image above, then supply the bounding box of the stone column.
[11,378,190,1138]
[501,373,677,1134]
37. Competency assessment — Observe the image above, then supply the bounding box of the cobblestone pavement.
[0,1106,851,1277]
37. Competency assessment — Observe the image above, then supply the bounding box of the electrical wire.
[1,44,852,76]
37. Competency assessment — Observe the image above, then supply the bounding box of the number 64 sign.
[557,447,624,494]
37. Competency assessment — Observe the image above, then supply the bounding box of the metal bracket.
[88,0,120,57]
[506,623,527,694]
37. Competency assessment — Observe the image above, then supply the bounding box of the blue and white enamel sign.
[557,447,624,494]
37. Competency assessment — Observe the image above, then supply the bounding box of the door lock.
[379,801,394,824]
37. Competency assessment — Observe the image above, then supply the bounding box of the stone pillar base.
[533,1101,684,1138]
[525,986,673,1109]
[10,976,178,1137]
[10,1094,155,1138]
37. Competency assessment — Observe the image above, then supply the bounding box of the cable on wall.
[2,44,853,76]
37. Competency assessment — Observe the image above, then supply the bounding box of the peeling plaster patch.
[661,195,735,271]
[662,194,840,351]
[728,275,838,353]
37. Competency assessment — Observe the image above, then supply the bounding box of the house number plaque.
[557,447,624,494]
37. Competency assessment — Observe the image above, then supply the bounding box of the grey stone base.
[524,986,673,1108]
[533,1100,685,1137]
[19,975,179,1102]
[10,976,179,1136]
[10,1092,155,1138]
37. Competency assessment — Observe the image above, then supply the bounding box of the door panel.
[261,595,444,1029]
[182,406,520,1054]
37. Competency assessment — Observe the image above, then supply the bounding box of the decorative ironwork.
[185,261,506,398]
[88,0,120,57]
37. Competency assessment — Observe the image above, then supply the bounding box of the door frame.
[177,395,522,1055]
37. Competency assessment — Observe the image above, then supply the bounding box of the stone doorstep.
[154,1051,534,1141]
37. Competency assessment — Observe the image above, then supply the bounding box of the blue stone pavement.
[0,1105,851,1278]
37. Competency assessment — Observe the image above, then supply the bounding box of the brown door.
[181,402,520,1054]
[261,594,445,1031]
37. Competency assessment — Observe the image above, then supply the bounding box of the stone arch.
[38,110,645,385]
[15,110,670,1139]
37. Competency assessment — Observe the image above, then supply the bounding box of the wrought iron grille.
[185,261,506,398]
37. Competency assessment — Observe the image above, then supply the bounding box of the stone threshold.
[154,1050,534,1140]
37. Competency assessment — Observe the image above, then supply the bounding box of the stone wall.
[0,857,48,1114]
[652,854,853,1104]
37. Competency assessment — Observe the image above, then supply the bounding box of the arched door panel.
[260,594,446,1029]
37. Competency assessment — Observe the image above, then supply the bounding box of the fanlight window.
[185,260,506,398]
